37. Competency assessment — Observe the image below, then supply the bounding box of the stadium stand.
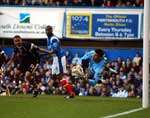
[0,0,144,7]
[0,48,143,98]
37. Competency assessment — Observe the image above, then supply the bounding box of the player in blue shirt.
[45,25,66,75]
[81,49,107,86]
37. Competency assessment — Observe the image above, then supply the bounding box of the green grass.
[0,95,149,118]
[117,108,150,118]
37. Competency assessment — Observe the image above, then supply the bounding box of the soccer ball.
[79,92,83,96]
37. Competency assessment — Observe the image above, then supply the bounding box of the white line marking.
[101,107,144,118]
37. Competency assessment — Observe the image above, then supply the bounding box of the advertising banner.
[92,14,139,39]
[66,13,92,39]
[0,7,143,40]
[66,8,143,40]
[0,7,65,39]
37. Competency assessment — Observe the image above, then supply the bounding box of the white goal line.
[100,107,144,118]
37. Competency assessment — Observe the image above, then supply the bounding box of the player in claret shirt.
[7,35,53,97]
[8,35,53,73]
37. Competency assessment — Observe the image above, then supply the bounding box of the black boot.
[33,89,38,97]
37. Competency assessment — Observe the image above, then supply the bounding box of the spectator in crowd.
[43,59,53,71]
[0,47,7,69]
[0,0,8,5]
[112,86,128,98]
[64,50,72,65]
[15,0,24,5]
[62,0,69,6]
[62,0,68,5]
[47,0,55,6]
[0,0,5,4]
[72,53,81,65]
[41,0,48,5]
[25,0,33,5]
[132,52,142,66]
[133,0,143,7]
[103,0,114,7]
[125,0,133,7]
[116,0,126,7]
[31,0,42,5]
[71,0,81,6]
[8,0,16,5]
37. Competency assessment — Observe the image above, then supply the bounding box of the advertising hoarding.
[0,7,65,39]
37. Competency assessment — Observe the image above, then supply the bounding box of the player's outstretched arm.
[31,43,54,56]
[38,47,54,55]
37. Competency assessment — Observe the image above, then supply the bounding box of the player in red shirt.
[60,74,75,99]
[64,82,75,98]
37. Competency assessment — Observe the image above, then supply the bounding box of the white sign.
[0,7,65,39]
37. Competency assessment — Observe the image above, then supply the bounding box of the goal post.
[142,0,150,108]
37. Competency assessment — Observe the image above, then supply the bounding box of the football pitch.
[0,95,149,118]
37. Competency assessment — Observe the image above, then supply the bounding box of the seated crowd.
[0,48,142,98]
[0,0,144,7]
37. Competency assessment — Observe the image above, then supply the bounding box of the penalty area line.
[100,107,144,118]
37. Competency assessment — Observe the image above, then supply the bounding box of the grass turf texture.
[0,95,149,118]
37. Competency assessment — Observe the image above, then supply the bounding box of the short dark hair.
[13,35,21,39]
[46,25,52,29]
[95,49,104,57]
